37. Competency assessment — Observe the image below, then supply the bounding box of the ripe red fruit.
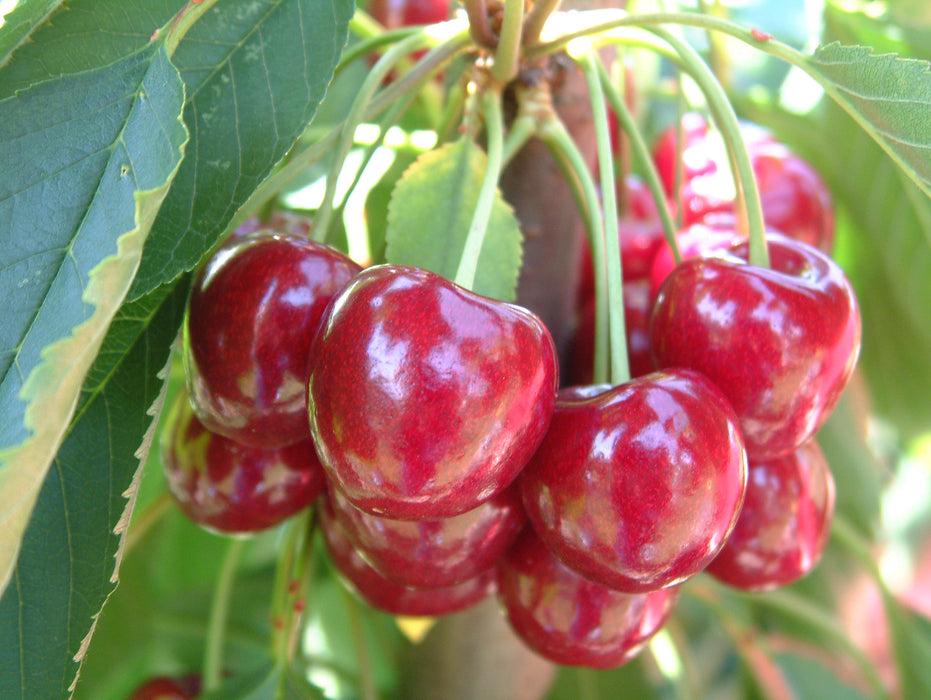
[320,499,496,616]
[367,0,451,27]
[648,220,745,300]
[161,391,327,534]
[707,439,836,591]
[519,371,747,593]
[127,674,200,700]
[308,265,558,520]
[326,485,525,588]
[650,233,861,459]
[183,231,361,449]
[497,527,679,668]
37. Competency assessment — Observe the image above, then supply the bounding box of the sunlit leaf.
[385,137,524,301]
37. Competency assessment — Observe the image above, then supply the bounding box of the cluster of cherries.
[159,110,860,676]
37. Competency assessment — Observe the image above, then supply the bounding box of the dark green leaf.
[773,651,873,699]
[129,0,356,299]
[0,0,185,93]
[0,41,187,594]
[385,137,524,301]
[0,278,188,700]
[884,596,931,699]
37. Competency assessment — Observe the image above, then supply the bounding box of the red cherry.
[160,391,327,534]
[519,370,747,593]
[707,439,836,591]
[127,674,200,700]
[325,485,525,588]
[650,233,861,459]
[230,210,313,239]
[648,220,746,300]
[183,231,361,448]
[320,498,496,616]
[367,0,451,27]
[496,527,679,669]
[308,265,558,520]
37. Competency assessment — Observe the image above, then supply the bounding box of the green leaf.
[0,0,185,93]
[0,41,187,597]
[385,138,524,301]
[0,279,189,699]
[0,0,64,70]
[884,596,931,699]
[198,661,326,700]
[803,42,931,200]
[128,0,356,299]
[773,651,873,699]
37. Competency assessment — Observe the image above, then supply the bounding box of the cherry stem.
[464,0,498,48]
[577,48,630,386]
[123,491,173,556]
[674,83,686,230]
[648,26,769,267]
[539,116,609,385]
[523,0,563,48]
[341,586,379,700]
[162,0,220,55]
[492,0,525,84]
[501,113,536,167]
[595,58,681,265]
[454,88,506,291]
[270,514,308,663]
[309,31,432,244]
[202,537,246,693]
[231,31,471,236]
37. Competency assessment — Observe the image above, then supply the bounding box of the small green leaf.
[129,0,356,299]
[804,42,931,200]
[884,595,931,699]
[385,138,524,301]
[0,41,187,597]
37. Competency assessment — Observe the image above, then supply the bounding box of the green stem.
[269,517,306,663]
[595,58,680,265]
[578,49,629,386]
[203,537,247,692]
[647,26,768,267]
[342,587,379,700]
[464,0,498,48]
[492,0,525,84]
[501,113,537,168]
[339,22,420,76]
[309,31,431,244]
[163,0,221,55]
[124,491,173,555]
[539,117,609,385]
[454,89,505,290]
[522,0,563,47]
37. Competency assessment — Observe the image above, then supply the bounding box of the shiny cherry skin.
[650,233,861,459]
[707,439,835,591]
[161,391,327,534]
[648,220,745,300]
[519,370,747,594]
[308,264,558,520]
[183,231,362,448]
[496,527,680,669]
[229,209,313,239]
[326,485,525,588]
[320,498,496,616]
[127,674,200,700]
[565,277,655,386]
[367,0,451,27]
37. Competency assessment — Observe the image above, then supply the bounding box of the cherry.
[519,370,747,594]
[320,498,496,616]
[160,390,327,534]
[650,233,861,459]
[367,0,451,27]
[652,114,834,252]
[183,231,362,449]
[325,485,525,588]
[308,264,558,520]
[648,220,745,300]
[496,527,679,668]
[565,277,655,385]
[127,674,200,700]
[229,209,313,239]
[706,438,836,591]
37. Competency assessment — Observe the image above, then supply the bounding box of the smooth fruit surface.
[367,0,451,27]
[320,498,496,616]
[184,231,361,448]
[650,233,861,458]
[519,370,747,593]
[308,264,558,519]
[497,527,679,668]
[326,485,525,588]
[127,674,200,700]
[707,439,835,591]
[161,391,327,534]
